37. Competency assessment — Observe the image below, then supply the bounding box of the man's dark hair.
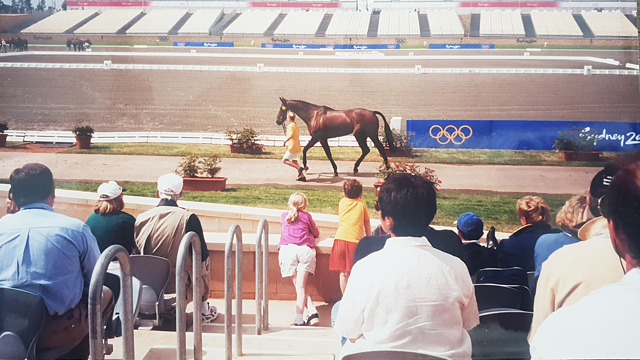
[378,173,437,237]
[601,161,640,262]
[10,163,54,208]
[343,179,363,199]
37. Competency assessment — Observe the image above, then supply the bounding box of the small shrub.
[379,128,413,151]
[200,153,222,177]
[226,127,262,149]
[0,122,8,133]
[73,125,94,137]
[176,154,200,178]
[376,161,441,188]
[176,153,223,178]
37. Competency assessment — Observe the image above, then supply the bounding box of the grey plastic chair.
[0,287,47,360]
[107,264,143,337]
[469,309,533,359]
[474,284,521,312]
[129,255,171,327]
[342,350,449,360]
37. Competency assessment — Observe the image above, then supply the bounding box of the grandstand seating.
[178,9,223,35]
[21,10,97,34]
[581,10,638,37]
[74,9,142,34]
[530,10,583,37]
[425,10,464,37]
[223,10,280,36]
[273,10,325,37]
[126,9,187,34]
[325,10,370,37]
[377,10,420,37]
[480,10,525,37]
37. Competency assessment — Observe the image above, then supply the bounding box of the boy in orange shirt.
[330,179,372,294]
[282,111,305,182]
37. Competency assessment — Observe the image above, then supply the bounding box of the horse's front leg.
[320,139,338,176]
[302,137,319,174]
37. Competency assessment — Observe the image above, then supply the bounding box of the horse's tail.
[374,111,397,153]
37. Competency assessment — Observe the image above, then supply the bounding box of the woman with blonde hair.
[279,192,320,326]
[497,196,561,271]
[85,181,137,253]
[533,195,591,284]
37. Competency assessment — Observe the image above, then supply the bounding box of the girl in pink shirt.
[279,192,320,326]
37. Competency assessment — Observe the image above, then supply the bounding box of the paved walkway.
[0,152,601,194]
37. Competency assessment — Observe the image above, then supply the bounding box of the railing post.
[225,225,243,360]
[176,232,203,360]
[255,219,269,334]
[89,245,135,360]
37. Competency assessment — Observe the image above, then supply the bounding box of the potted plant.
[73,125,94,149]
[374,161,441,196]
[226,127,264,155]
[553,127,601,162]
[379,128,413,158]
[176,153,227,192]
[0,122,8,148]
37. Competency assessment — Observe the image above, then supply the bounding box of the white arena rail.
[22,10,97,34]
[223,10,280,36]
[581,10,638,38]
[273,10,325,37]
[178,9,223,35]
[126,9,187,34]
[75,9,143,34]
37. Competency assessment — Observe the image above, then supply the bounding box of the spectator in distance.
[530,161,640,359]
[134,173,217,323]
[0,163,114,359]
[497,196,561,271]
[456,212,498,277]
[85,181,138,254]
[334,173,479,359]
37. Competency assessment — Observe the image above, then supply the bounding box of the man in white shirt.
[530,161,640,359]
[334,173,479,359]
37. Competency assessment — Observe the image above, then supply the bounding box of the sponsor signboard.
[407,120,640,151]
[250,1,340,7]
[67,1,148,6]
[428,44,495,50]
[459,1,559,7]
[173,42,234,47]
[261,43,399,50]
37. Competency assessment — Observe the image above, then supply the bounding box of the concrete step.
[521,14,537,38]
[418,14,431,37]
[469,14,480,37]
[264,13,288,37]
[315,13,333,37]
[573,14,594,39]
[367,13,379,37]
[169,12,193,35]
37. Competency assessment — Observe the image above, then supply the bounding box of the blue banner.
[407,120,640,152]
[428,44,495,50]
[173,42,234,48]
[261,43,400,50]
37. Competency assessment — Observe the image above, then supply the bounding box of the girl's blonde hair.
[556,195,590,231]
[286,192,308,222]
[94,194,125,215]
[517,196,551,225]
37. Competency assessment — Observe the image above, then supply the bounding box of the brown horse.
[276,97,397,176]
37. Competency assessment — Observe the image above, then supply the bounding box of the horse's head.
[85,39,92,45]
[276,97,289,126]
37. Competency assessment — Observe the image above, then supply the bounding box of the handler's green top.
[86,211,137,253]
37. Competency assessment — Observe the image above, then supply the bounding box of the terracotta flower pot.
[182,177,227,192]
[561,151,601,162]
[230,144,264,155]
[0,133,7,148]
[76,135,92,149]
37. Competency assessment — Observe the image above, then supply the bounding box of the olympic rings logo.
[429,125,473,145]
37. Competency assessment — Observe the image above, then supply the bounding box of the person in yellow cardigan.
[282,111,306,182]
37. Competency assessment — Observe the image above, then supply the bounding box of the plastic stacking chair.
[342,349,449,360]
[469,309,533,359]
[476,267,529,288]
[106,265,143,337]
[0,287,47,360]
[474,284,521,312]
[129,255,172,327]
[504,285,533,312]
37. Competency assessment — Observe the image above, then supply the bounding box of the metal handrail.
[225,225,243,360]
[176,232,203,360]
[255,219,269,335]
[89,245,135,360]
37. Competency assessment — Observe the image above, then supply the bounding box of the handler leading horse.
[276,97,397,176]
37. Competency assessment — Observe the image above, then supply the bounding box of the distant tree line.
[0,0,48,13]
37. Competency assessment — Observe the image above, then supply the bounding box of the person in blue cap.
[456,212,497,277]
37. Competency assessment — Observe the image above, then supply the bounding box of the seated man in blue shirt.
[0,163,114,359]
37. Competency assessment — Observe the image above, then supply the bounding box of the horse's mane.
[290,99,335,111]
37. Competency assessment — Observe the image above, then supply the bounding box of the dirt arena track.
[0,48,638,134]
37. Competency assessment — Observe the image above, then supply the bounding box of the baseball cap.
[454,212,484,240]
[97,181,123,200]
[589,165,616,199]
[157,173,183,195]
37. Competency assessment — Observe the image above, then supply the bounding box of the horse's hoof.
[334,173,339,177]
[354,168,359,174]
[304,166,309,171]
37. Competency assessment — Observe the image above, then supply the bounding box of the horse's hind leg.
[302,137,319,174]
[371,135,390,168]
[353,133,371,174]
[319,139,338,176]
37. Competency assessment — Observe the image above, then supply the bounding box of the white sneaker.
[201,302,218,323]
